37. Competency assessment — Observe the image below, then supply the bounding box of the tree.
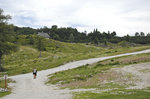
[140,32,145,37]
[51,25,57,30]
[53,34,60,40]
[38,26,50,33]
[111,31,116,37]
[0,8,18,71]
[135,32,140,36]
[125,34,130,42]
[118,40,128,47]
[69,33,74,43]
[147,33,150,37]
[104,38,108,46]
[36,36,44,57]
[14,26,37,35]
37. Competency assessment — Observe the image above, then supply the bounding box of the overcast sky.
[0,0,150,36]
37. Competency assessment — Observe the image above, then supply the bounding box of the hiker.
[33,69,37,79]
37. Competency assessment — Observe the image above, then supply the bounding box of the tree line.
[14,25,150,44]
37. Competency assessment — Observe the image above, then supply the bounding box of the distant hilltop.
[37,32,50,38]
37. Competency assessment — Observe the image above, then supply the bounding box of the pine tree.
[69,33,74,43]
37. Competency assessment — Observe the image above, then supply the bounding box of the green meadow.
[73,89,150,99]
[2,38,150,76]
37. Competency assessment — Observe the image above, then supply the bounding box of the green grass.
[2,38,150,76]
[73,89,150,99]
[47,52,150,89]
[0,91,11,98]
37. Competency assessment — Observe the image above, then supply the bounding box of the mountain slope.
[3,38,150,76]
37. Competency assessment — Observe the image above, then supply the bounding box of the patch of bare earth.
[62,62,150,90]
[101,62,150,89]
[97,70,135,87]
[122,62,150,89]
[60,70,131,89]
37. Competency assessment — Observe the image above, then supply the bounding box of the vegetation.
[0,78,15,88]
[0,8,149,76]
[47,52,150,89]
[47,52,150,98]
[0,7,150,99]
[15,25,150,44]
[0,91,11,98]
[0,8,150,74]
[0,78,15,97]
[73,89,150,99]
[3,39,150,76]
[0,8,18,72]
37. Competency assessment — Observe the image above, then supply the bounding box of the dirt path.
[122,62,150,89]
[1,49,150,99]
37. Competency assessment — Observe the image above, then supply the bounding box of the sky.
[0,0,150,36]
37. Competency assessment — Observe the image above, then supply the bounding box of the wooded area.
[14,24,150,44]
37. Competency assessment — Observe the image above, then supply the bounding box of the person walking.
[33,68,37,79]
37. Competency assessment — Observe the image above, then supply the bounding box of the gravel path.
[1,49,150,99]
[122,62,150,89]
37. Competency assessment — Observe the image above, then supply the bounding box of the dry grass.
[48,51,150,90]
[100,53,150,65]
[118,57,150,64]
[60,69,135,89]
[139,69,150,73]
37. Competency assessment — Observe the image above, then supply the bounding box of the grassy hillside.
[3,39,103,76]
[2,38,150,76]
